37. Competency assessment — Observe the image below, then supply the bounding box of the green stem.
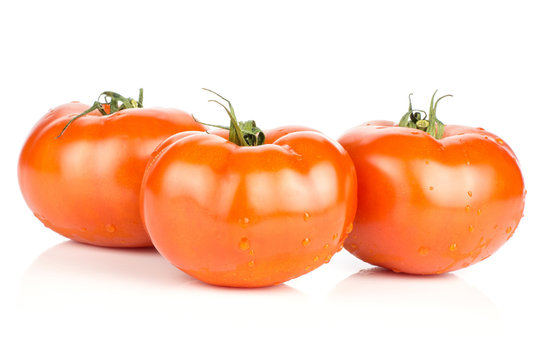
[398,91,452,139]
[197,88,265,146]
[398,94,428,128]
[56,88,144,138]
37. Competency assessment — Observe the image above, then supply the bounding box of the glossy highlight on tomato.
[18,94,205,247]
[141,126,357,287]
[339,120,525,274]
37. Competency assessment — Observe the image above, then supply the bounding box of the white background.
[1,1,539,359]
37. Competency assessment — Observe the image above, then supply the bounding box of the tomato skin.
[210,125,318,143]
[141,129,357,287]
[338,121,525,274]
[18,104,206,247]
[263,125,319,144]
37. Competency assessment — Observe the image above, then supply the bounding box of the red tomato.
[338,111,526,274]
[19,93,205,247]
[140,91,357,287]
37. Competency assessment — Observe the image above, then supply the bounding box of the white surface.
[1,1,539,359]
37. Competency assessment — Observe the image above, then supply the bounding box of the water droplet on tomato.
[313,256,319,262]
[324,243,329,249]
[468,225,474,232]
[247,260,255,267]
[467,191,473,197]
[496,138,504,145]
[302,238,311,246]
[239,217,250,227]
[477,209,482,215]
[303,212,311,221]
[466,161,471,166]
[449,243,457,251]
[239,237,250,250]
[332,233,338,241]
[106,224,116,233]
[350,243,357,250]
[465,205,471,212]
[429,186,434,191]
[418,246,430,256]
[345,223,353,234]
[249,249,254,256]
[506,226,512,234]
[479,237,487,248]
[80,227,87,232]
[324,254,332,263]
[305,265,312,271]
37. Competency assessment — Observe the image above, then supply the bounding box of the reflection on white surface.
[19,242,499,327]
[18,241,302,309]
[15,242,505,358]
[328,268,501,335]
[18,241,305,332]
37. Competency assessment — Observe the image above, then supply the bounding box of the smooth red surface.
[18,103,206,247]
[141,128,357,287]
[338,121,526,274]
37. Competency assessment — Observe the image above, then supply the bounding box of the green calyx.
[56,88,144,138]
[398,90,452,140]
[195,88,265,146]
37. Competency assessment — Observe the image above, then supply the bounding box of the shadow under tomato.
[20,240,190,286]
[18,241,304,318]
[327,267,501,335]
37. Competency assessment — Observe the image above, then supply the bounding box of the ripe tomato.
[140,91,357,287]
[338,93,526,274]
[18,91,205,247]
